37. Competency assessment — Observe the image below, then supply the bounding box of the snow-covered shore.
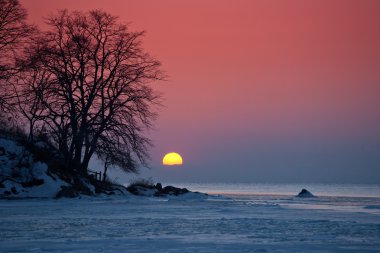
[1,194,380,252]
[1,137,380,252]
[0,136,203,199]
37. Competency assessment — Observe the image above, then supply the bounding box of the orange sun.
[162,152,183,166]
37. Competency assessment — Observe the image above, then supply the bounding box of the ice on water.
[1,183,380,253]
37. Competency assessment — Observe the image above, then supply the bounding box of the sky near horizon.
[22,0,380,184]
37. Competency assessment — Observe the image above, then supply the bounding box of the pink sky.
[22,0,380,183]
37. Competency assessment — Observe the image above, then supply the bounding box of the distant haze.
[23,0,380,184]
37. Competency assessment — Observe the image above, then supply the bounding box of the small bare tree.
[96,135,139,182]
[19,10,163,176]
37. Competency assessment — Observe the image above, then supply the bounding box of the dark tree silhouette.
[0,0,34,112]
[18,10,163,175]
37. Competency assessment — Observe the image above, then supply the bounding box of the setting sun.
[162,152,183,166]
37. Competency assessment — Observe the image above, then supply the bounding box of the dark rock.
[0,182,4,188]
[160,185,189,196]
[297,188,315,198]
[11,170,21,178]
[46,171,57,181]
[127,183,191,197]
[56,178,94,198]
[126,185,141,195]
[56,186,79,198]
[95,187,102,194]
[11,187,18,194]
[4,190,11,195]
[21,178,44,188]
[0,146,5,155]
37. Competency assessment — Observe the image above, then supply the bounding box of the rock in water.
[297,188,315,198]
[159,185,189,196]
[155,183,162,191]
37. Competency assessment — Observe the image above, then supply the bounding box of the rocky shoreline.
[0,136,206,199]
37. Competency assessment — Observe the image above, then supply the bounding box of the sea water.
[169,182,380,198]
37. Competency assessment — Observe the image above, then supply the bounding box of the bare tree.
[0,0,34,113]
[19,10,162,176]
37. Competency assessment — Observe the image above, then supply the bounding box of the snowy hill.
[0,135,133,199]
[0,137,68,198]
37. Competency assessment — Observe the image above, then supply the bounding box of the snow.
[1,138,380,252]
[1,193,380,252]
[0,137,68,198]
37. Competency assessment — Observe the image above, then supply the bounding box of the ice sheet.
[1,194,380,252]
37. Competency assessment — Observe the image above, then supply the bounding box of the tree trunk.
[103,161,108,182]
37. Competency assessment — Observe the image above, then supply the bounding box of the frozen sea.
[1,183,380,253]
